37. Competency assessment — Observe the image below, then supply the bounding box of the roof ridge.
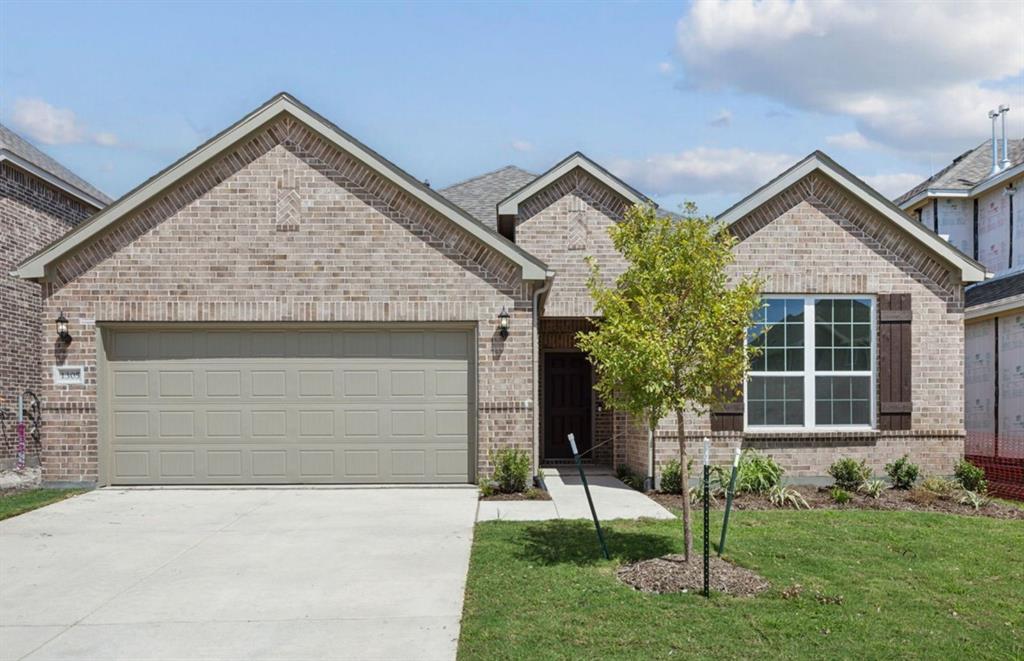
[440,164,535,191]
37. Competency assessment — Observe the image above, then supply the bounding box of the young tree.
[577,203,763,561]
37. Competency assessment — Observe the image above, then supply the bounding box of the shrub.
[828,457,871,491]
[769,485,808,509]
[958,490,990,511]
[478,478,497,498]
[885,455,920,490]
[860,479,885,499]
[954,460,987,494]
[616,465,646,492]
[491,448,531,493]
[920,476,958,497]
[907,487,937,506]
[659,459,684,494]
[736,450,784,494]
[830,486,852,504]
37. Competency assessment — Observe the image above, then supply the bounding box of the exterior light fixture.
[56,310,72,343]
[498,307,510,338]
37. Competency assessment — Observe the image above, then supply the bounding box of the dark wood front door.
[543,352,592,460]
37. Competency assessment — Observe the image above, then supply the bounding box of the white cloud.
[10,98,118,147]
[825,131,872,150]
[861,172,925,199]
[675,1,1024,152]
[510,139,534,152]
[610,147,798,196]
[709,109,732,128]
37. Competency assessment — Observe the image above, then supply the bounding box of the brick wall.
[0,162,96,468]
[622,171,967,480]
[37,117,536,484]
[515,169,630,317]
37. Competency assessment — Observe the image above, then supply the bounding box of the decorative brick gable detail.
[516,168,631,317]
[37,118,535,484]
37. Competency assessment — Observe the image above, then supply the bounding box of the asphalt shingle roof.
[894,138,1024,207]
[966,269,1024,308]
[0,122,112,206]
[439,165,536,230]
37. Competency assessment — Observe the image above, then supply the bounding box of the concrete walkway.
[0,487,478,661]
[477,467,673,521]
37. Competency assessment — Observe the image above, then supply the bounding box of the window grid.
[745,296,875,430]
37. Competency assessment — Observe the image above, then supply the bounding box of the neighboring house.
[895,134,1023,496]
[1,123,110,469]
[13,93,985,487]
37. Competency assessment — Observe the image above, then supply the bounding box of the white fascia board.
[0,151,107,209]
[965,293,1024,320]
[17,96,548,282]
[497,154,646,216]
[719,155,988,283]
[970,162,1024,197]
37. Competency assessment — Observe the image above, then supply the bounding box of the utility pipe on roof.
[999,105,1011,170]
[990,109,1000,176]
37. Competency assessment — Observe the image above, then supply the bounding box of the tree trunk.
[647,414,657,491]
[676,409,693,562]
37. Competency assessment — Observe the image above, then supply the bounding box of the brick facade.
[1,162,96,468]
[617,172,966,480]
[37,118,537,484]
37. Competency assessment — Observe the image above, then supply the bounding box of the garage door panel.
[105,328,472,484]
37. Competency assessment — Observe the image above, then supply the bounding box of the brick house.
[895,131,1023,496]
[11,94,986,487]
[1,124,110,469]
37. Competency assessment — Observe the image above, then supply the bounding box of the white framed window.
[745,296,875,431]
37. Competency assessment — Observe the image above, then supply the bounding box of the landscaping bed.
[618,553,769,596]
[479,488,551,502]
[646,485,1024,520]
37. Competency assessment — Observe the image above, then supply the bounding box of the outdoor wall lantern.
[56,311,72,344]
[498,307,510,338]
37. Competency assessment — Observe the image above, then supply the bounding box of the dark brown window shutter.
[878,293,912,430]
[711,390,744,431]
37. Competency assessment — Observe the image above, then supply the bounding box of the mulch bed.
[618,554,770,596]
[646,486,1024,520]
[480,488,552,501]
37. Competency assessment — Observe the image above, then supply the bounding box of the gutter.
[531,272,555,476]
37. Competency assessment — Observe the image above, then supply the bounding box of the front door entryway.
[543,352,592,461]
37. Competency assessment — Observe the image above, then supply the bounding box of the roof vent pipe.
[999,105,1011,170]
[989,109,1000,176]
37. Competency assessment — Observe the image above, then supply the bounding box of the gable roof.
[895,138,1024,208]
[718,150,989,283]
[0,122,112,208]
[496,152,650,216]
[14,93,549,282]
[966,268,1024,308]
[439,165,536,229]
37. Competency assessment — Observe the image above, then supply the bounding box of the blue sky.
[2,1,1022,214]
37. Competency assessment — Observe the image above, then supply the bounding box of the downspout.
[532,273,554,477]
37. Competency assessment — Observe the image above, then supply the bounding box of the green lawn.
[0,488,84,521]
[459,511,1024,660]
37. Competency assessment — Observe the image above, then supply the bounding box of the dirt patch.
[646,486,1024,520]
[480,488,551,501]
[618,554,770,597]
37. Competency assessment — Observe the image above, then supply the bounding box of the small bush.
[921,476,959,497]
[958,490,990,511]
[954,460,987,494]
[736,450,784,494]
[769,485,809,509]
[830,486,852,504]
[491,448,531,493]
[907,487,937,506]
[860,479,885,499]
[828,457,871,491]
[885,455,920,490]
[659,459,684,494]
[523,487,547,501]
[616,465,646,492]
[478,479,497,497]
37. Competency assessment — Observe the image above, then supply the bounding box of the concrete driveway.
[0,487,478,661]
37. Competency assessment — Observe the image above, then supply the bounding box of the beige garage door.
[101,327,473,485]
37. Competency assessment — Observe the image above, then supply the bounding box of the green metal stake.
[702,438,710,598]
[718,447,741,557]
[569,433,610,560]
